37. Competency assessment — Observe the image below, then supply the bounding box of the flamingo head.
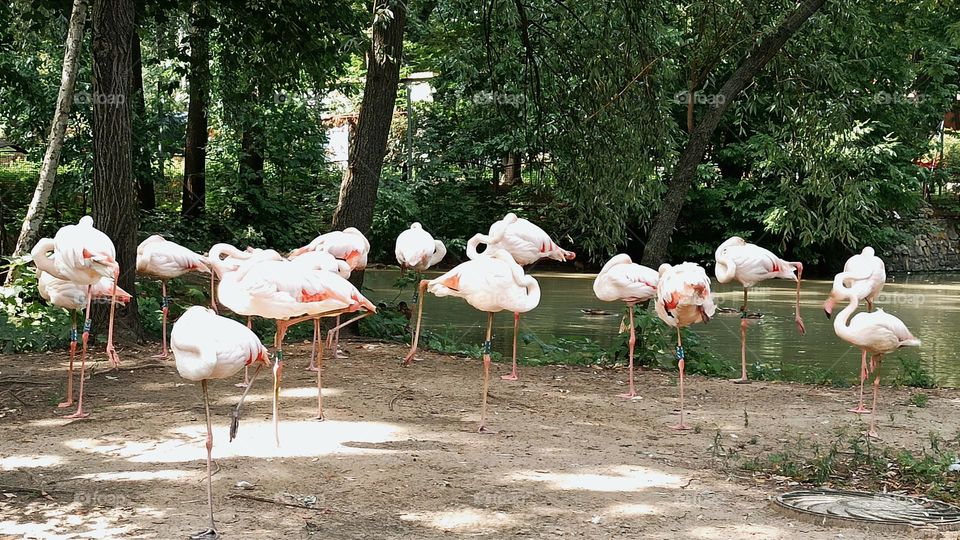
[823,295,837,319]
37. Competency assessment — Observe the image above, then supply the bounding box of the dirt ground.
[1,339,959,539]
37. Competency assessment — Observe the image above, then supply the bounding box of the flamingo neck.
[30,239,67,280]
[832,293,859,343]
[715,257,736,283]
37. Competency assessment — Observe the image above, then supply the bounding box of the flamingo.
[465,213,574,381]
[37,272,131,409]
[654,262,716,430]
[403,249,541,432]
[171,306,271,539]
[395,222,446,273]
[31,216,121,419]
[207,254,375,434]
[714,236,805,383]
[824,247,886,414]
[136,235,210,358]
[289,227,371,359]
[289,251,352,373]
[593,254,659,399]
[832,276,919,438]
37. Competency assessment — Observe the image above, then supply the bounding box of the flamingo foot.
[500,373,519,381]
[65,410,90,419]
[151,352,169,360]
[233,381,249,388]
[106,345,120,370]
[729,378,752,384]
[864,429,880,440]
[57,400,74,409]
[335,349,348,360]
[401,355,417,367]
[304,364,319,372]
[189,528,220,540]
[314,413,325,422]
[669,423,691,431]
[847,406,871,414]
[617,392,639,400]
[477,425,497,434]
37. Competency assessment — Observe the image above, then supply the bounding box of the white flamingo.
[655,262,716,430]
[31,216,122,419]
[593,254,659,399]
[714,236,805,383]
[395,222,446,272]
[404,249,541,432]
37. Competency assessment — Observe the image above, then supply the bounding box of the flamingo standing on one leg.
[31,216,122,419]
[714,236,805,384]
[465,213,574,381]
[136,235,210,358]
[404,249,540,432]
[654,262,716,430]
[37,272,131,409]
[289,227,371,359]
[289,250,353,374]
[832,277,919,438]
[824,247,886,414]
[395,222,446,274]
[593,254,658,399]
[171,306,271,539]
[208,255,375,436]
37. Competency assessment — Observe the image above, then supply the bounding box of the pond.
[361,269,957,387]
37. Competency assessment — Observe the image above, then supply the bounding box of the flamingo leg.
[792,262,806,335]
[501,312,520,381]
[478,312,495,433]
[731,288,751,384]
[325,311,374,348]
[153,279,169,359]
[402,280,428,366]
[333,315,346,359]
[230,364,262,442]
[272,321,288,447]
[848,349,871,414]
[867,354,882,439]
[209,272,218,313]
[235,317,254,388]
[190,380,219,540]
[58,311,78,408]
[670,327,690,430]
[618,304,637,398]
[306,318,320,371]
[315,331,325,421]
[105,268,120,369]
[65,287,93,419]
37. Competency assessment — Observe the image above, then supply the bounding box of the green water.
[362,269,955,386]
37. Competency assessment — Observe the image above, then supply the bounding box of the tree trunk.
[6,0,88,283]
[91,0,140,340]
[640,0,828,267]
[131,28,155,211]
[181,0,210,219]
[499,152,521,187]
[332,0,407,250]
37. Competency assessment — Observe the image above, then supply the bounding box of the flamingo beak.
[288,246,308,258]
[345,250,362,269]
[442,274,460,291]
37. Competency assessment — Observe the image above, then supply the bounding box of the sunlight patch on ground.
[0,454,62,470]
[72,469,191,482]
[510,465,685,492]
[28,418,78,428]
[400,508,517,532]
[687,524,785,539]
[206,386,344,405]
[65,420,406,462]
[603,502,659,516]
[0,501,142,540]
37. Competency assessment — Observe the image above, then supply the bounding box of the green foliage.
[908,392,930,408]
[897,356,936,389]
[0,258,70,353]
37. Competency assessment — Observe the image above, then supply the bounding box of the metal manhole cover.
[773,490,960,531]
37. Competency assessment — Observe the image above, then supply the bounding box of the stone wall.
[886,216,960,272]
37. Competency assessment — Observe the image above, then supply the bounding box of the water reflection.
[363,270,952,387]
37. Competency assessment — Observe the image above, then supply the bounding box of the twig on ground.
[227,493,326,512]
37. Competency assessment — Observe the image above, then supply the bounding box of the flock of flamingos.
[26,214,919,538]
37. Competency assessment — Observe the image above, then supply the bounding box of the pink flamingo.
[207,255,375,435]
[832,276,919,438]
[714,236,805,383]
[31,216,121,419]
[824,247,886,414]
[654,262,716,430]
[171,306,271,539]
[395,222,446,273]
[593,254,659,399]
[136,235,210,358]
[289,250,353,374]
[37,271,131,409]
[465,213,574,381]
[404,249,540,432]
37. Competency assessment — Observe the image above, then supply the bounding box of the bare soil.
[1,340,958,539]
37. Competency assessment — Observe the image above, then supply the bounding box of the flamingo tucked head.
[82,248,119,279]
[344,250,362,270]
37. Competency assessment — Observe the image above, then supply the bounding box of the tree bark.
[91,0,140,340]
[181,0,210,219]
[6,0,88,282]
[640,0,828,267]
[331,0,406,241]
[131,28,155,211]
